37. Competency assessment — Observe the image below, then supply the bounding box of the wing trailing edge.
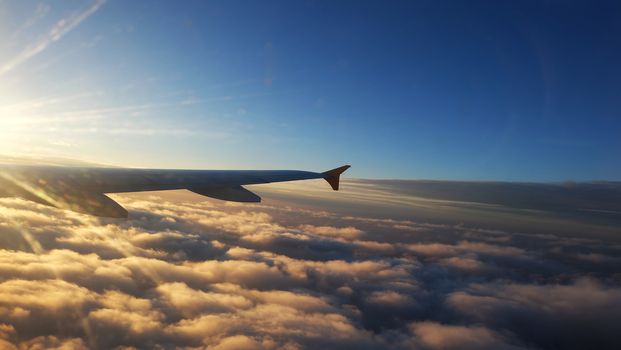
[61,192,129,218]
[38,191,128,218]
[0,172,129,218]
[322,165,351,191]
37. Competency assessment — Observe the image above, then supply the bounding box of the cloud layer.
[0,180,619,349]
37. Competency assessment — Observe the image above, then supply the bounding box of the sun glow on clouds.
[0,180,618,349]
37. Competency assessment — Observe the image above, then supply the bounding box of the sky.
[0,0,620,181]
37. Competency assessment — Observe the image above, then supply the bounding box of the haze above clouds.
[0,179,619,349]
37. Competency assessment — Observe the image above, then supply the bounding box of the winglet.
[322,165,351,191]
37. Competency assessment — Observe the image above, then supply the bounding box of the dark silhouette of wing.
[0,164,350,218]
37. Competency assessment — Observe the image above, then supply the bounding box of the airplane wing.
[0,164,350,218]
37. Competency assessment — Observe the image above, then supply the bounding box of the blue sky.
[0,0,619,180]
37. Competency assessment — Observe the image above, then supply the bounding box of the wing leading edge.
[0,164,351,218]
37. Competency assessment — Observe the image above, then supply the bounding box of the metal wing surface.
[0,165,350,218]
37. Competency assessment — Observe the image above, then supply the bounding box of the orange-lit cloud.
[0,180,618,349]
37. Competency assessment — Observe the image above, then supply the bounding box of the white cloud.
[0,188,616,349]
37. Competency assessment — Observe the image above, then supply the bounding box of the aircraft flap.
[39,190,128,218]
[189,186,261,203]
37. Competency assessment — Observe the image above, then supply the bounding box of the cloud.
[447,278,621,349]
[409,322,525,350]
[366,291,415,308]
[0,179,617,348]
[298,225,364,240]
[438,256,484,271]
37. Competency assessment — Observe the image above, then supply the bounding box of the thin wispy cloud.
[0,0,106,78]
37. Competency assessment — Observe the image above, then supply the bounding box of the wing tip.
[322,165,351,191]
